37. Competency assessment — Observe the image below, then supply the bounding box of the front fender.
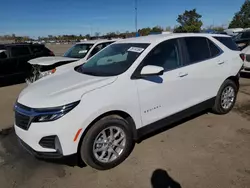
[76,79,142,140]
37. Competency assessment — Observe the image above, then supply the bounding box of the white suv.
[14,33,243,170]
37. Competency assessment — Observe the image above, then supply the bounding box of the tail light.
[240,53,245,61]
[51,68,56,73]
[49,51,55,56]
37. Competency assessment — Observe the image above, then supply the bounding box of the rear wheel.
[212,79,238,114]
[80,115,134,170]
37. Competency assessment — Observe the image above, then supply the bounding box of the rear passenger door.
[10,46,32,76]
[180,36,224,104]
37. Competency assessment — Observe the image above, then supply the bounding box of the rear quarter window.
[207,39,221,57]
[213,37,239,51]
[11,46,31,57]
[31,45,45,53]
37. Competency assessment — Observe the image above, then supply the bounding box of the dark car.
[232,30,250,50]
[0,43,54,85]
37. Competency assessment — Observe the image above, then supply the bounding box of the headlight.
[39,68,56,79]
[33,101,80,122]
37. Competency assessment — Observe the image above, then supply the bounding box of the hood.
[18,69,117,108]
[28,56,79,66]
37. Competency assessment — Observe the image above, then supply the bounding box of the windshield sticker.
[79,50,88,54]
[128,47,144,53]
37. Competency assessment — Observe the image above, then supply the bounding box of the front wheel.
[212,79,238,114]
[80,115,134,170]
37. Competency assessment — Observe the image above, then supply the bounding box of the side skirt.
[136,97,216,140]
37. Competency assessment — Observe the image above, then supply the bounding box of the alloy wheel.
[93,126,126,163]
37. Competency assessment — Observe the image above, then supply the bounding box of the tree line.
[1,0,250,42]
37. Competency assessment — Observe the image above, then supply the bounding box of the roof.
[224,28,243,32]
[76,39,118,45]
[1,43,44,47]
[237,29,250,33]
[115,33,230,44]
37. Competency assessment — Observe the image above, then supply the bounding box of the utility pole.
[135,0,138,34]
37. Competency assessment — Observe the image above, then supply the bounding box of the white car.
[26,39,117,84]
[224,28,243,36]
[14,33,243,170]
[240,46,250,72]
[232,30,250,72]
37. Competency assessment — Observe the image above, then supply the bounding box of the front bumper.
[14,102,84,156]
[18,137,63,159]
[25,78,33,85]
[25,74,42,84]
[14,117,81,156]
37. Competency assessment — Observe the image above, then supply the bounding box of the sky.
[0,0,245,38]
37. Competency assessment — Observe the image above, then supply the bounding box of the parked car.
[0,44,54,83]
[224,28,243,36]
[233,30,250,47]
[232,30,250,72]
[26,39,117,84]
[14,33,243,170]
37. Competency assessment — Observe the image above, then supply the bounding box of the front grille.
[39,136,56,149]
[15,112,31,130]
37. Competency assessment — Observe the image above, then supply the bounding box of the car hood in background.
[28,56,79,66]
[55,59,87,73]
[18,69,117,108]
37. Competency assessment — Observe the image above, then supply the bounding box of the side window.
[184,37,210,65]
[11,46,30,57]
[142,39,181,71]
[89,44,104,58]
[31,45,44,53]
[207,39,221,57]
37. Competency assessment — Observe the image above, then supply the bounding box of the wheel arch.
[226,75,239,90]
[77,110,137,157]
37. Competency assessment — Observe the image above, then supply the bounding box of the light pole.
[135,0,138,35]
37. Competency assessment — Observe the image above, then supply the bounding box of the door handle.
[179,72,188,77]
[218,61,225,65]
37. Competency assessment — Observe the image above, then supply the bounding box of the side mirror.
[140,65,164,76]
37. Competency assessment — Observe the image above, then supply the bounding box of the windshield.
[64,43,93,58]
[77,43,150,76]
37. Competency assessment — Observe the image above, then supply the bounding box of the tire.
[80,115,134,170]
[212,79,238,114]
